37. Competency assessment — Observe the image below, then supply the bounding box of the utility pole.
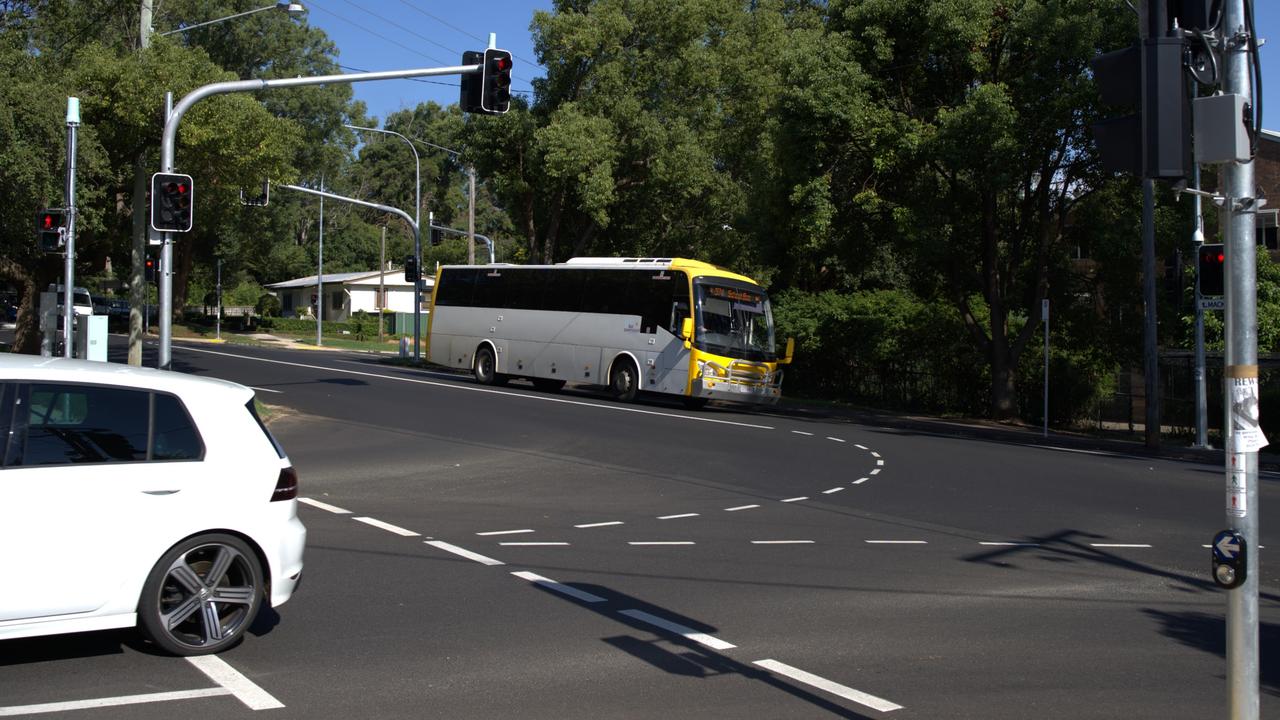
[378,225,386,346]
[468,166,476,265]
[62,98,80,359]
[317,176,324,348]
[1140,1,1162,450]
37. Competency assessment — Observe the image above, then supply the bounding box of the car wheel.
[609,358,639,402]
[138,533,263,656]
[474,346,506,386]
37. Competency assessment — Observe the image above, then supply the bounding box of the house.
[264,270,434,321]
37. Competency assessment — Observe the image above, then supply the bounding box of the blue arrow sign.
[1213,530,1244,561]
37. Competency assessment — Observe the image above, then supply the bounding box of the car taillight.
[272,466,298,501]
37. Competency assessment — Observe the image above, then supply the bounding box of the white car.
[0,355,305,655]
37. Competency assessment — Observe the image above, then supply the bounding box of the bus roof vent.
[564,257,675,266]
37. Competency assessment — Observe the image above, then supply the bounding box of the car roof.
[0,355,253,399]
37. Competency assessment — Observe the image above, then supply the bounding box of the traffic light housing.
[459,50,484,113]
[1090,38,1191,181]
[1198,244,1225,297]
[404,254,420,283]
[150,172,194,232]
[36,210,66,252]
[145,257,157,284]
[480,48,513,114]
[430,226,443,245]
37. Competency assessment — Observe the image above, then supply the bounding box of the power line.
[332,0,462,58]
[306,0,449,66]
[392,0,539,85]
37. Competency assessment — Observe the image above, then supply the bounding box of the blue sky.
[304,1,1279,130]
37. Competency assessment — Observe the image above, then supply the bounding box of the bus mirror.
[779,337,795,365]
[681,318,694,345]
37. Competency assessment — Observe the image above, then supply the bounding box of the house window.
[282,293,293,312]
[331,290,343,311]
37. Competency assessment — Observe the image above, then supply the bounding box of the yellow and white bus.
[426,257,793,407]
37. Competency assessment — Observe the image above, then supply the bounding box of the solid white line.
[476,529,535,536]
[576,521,625,528]
[0,689,231,716]
[866,540,927,545]
[1090,543,1153,548]
[792,430,815,436]
[753,659,903,713]
[499,542,570,546]
[826,437,845,443]
[187,655,285,710]
[751,540,815,545]
[781,496,808,503]
[822,487,845,494]
[979,542,1042,547]
[724,504,760,512]
[629,541,695,546]
[298,497,351,514]
[511,571,606,603]
[425,540,505,566]
[853,478,869,484]
[658,513,699,520]
[353,516,420,537]
[180,347,777,430]
[619,609,736,650]
[249,386,282,394]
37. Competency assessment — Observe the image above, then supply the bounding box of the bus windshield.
[693,281,776,362]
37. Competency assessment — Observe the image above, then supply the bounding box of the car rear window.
[246,400,286,459]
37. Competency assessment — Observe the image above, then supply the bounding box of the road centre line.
[629,541,696,546]
[979,542,1042,547]
[576,521,625,528]
[791,430,815,436]
[827,437,845,443]
[658,513,699,520]
[781,496,808,503]
[1090,543,1153,548]
[511,571,607,603]
[353,516,420,537]
[822,487,845,494]
[298,497,351,514]
[0,689,232,717]
[619,609,736,650]
[500,542,570,546]
[425,540,505,566]
[866,540,927,544]
[751,540,815,545]
[753,659,903,713]
[725,504,760,511]
[180,347,776,430]
[477,529,535,536]
[186,655,285,710]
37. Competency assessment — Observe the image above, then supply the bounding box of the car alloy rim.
[158,543,257,648]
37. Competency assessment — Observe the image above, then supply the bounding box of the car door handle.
[142,490,181,496]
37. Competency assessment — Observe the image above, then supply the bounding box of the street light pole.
[155,2,305,37]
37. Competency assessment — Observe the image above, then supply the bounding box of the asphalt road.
[2,337,1277,719]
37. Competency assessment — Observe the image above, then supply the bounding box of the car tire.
[609,357,639,402]
[138,533,264,656]
[474,346,507,386]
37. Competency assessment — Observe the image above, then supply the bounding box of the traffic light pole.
[62,97,80,359]
[156,60,483,369]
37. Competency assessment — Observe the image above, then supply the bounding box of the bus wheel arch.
[607,353,641,402]
[474,342,507,386]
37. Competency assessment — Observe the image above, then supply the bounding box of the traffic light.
[145,257,157,284]
[404,254,420,283]
[1090,38,1191,181]
[430,226,443,245]
[150,172,194,232]
[480,48,513,114]
[36,209,66,252]
[1198,244,1225,297]
[459,50,484,113]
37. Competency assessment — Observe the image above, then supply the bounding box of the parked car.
[0,355,305,654]
[48,285,93,316]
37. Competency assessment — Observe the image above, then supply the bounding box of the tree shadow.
[1142,609,1280,696]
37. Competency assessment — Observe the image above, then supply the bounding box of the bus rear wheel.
[474,346,506,386]
[609,358,639,402]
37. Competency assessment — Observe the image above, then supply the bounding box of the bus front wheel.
[609,358,639,402]
[474,346,507,386]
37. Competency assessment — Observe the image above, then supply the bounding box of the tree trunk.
[0,257,39,355]
[128,153,148,366]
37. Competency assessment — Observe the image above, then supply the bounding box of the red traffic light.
[40,213,56,229]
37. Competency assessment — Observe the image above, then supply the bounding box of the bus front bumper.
[692,376,782,405]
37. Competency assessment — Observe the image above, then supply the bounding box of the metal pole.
[63,98,80,359]
[1221,1,1260,716]
[1193,155,1209,448]
[467,166,476,265]
[378,225,386,346]
[159,92,173,370]
[215,257,222,341]
[317,176,324,348]
[1142,178,1159,449]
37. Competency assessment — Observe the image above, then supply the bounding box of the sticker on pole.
[1227,468,1248,518]
[1229,377,1269,453]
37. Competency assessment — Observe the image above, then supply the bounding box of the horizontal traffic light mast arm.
[278,183,416,234]
[161,63,481,171]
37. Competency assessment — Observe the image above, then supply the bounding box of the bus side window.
[669,301,690,335]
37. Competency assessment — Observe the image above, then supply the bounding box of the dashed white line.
[822,487,845,494]
[751,540,815,545]
[476,529,535,536]
[792,430,815,436]
[780,496,808,503]
[870,451,881,458]
[869,468,881,475]
[754,659,902,713]
[298,497,351,514]
[628,541,696,546]
[499,542,570,546]
[658,513,700,520]
[619,609,736,650]
[425,540,505,566]
[866,540,927,545]
[353,517,419,537]
[576,521,625,528]
[511,571,606,603]
[826,437,845,443]
[979,542,1042,547]
[724,504,760,512]
[1090,543,1153,548]
[855,444,868,450]
[186,655,284,710]
[876,459,885,466]
[853,478,869,484]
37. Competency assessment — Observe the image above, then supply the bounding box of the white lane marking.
[186,655,285,710]
[870,451,881,458]
[724,504,760,512]
[181,347,776,430]
[576,521,625,528]
[511,571,606,603]
[826,437,845,443]
[792,431,815,436]
[619,609,736,650]
[499,542,570,546]
[353,516,420,537]
[249,386,282,394]
[751,540,815,545]
[866,540,927,545]
[476,529,535,536]
[425,540,505,566]
[853,478,869,484]
[979,542,1042,547]
[855,444,868,450]
[658,513,700,520]
[869,468,881,475]
[876,459,885,466]
[629,541,696,546]
[753,659,903,713]
[781,497,808,503]
[822,487,845,494]
[298,497,351,514]
[0,689,231,717]
[1090,543,1153,548]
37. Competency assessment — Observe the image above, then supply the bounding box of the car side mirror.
[778,337,795,365]
[681,318,694,349]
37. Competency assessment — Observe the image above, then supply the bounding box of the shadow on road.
[1142,609,1280,697]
